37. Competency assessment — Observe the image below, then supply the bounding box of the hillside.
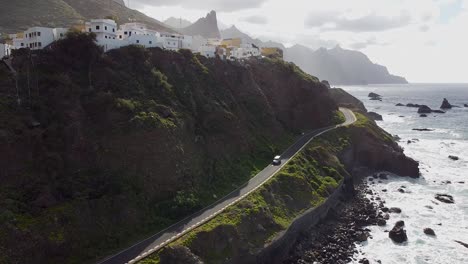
[0,0,174,34]
[0,32,338,264]
[164,17,192,29]
[180,10,221,38]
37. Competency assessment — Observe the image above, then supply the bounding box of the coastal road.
[98,108,357,264]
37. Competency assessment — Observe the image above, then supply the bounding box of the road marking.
[100,109,356,264]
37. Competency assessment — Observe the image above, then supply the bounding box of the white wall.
[24,27,55,50]
[0,44,12,58]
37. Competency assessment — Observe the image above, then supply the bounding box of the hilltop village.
[0,18,283,60]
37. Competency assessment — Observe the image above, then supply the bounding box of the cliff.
[0,32,338,264]
[180,11,221,39]
[143,112,419,264]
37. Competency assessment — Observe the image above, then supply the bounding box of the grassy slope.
[140,115,367,264]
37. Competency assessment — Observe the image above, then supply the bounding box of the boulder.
[396,103,405,106]
[407,103,421,108]
[464,104,468,107]
[413,128,434,132]
[369,92,382,99]
[389,221,408,243]
[424,228,436,236]
[159,245,204,264]
[449,155,459,161]
[418,105,432,114]
[368,112,383,121]
[455,240,468,248]
[440,98,452,109]
[432,110,446,114]
[377,219,387,226]
[435,194,455,204]
[389,207,402,214]
[420,114,428,117]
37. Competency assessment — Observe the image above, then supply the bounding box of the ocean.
[341,84,468,264]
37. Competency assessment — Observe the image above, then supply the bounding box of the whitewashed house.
[0,43,12,58]
[116,22,162,48]
[191,35,208,52]
[85,19,122,51]
[23,27,56,50]
[159,33,189,51]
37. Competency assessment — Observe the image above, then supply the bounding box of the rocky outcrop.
[440,98,453,109]
[396,103,405,106]
[464,104,468,107]
[449,155,459,161]
[424,228,436,236]
[418,105,432,114]
[180,10,221,38]
[368,92,382,101]
[435,194,455,204]
[407,103,422,108]
[368,112,383,121]
[389,221,408,243]
[160,246,203,264]
[329,88,367,113]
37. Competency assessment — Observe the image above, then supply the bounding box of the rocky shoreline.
[283,178,393,264]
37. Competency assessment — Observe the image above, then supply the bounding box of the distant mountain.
[286,45,408,85]
[0,0,174,34]
[220,26,406,85]
[180,10,220,39]
[164,17,192,29]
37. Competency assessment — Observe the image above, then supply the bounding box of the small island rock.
[440,98,453,109]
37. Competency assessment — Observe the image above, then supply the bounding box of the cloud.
[305,11,412,32]
[348,37,384,50]
[130,0,267,12]
[240,15,268,24]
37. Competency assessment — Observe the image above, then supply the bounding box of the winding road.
[98,108,357,264]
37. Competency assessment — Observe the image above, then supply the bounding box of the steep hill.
[164,17,193,29]
[180,10,221,38]
[0,0,173,34]
[0,32,337,264]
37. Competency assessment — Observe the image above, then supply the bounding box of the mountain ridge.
[179,10,221,38]
[0,0,174,34]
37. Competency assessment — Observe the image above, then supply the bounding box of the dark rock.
[407,103,421,108]
[383,213,390,220]
[398,188,405,193]
[377,219,387,226]
[368,112,383,121]
[389,207,402,214]
[389,222,408,243]
[424,228,436,236]
[420,114,428,117]
[464,104,468,107]
[359,258,370,264]
[321,80,331,88]
[425,205,433,209]
[435,194,455,204]
[455,240,468,248]
[378,173,388,180]
[382,189,387,192]
[432,110,446,114]
[440,98,452,109]
[418,105,432,114]
[449,155,459,161]
[413,128,434,132]
[396,103,405,106]
[369,92,382,99]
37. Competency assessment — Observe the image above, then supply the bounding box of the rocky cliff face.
[180,10,221,39]
[0,33,337,264]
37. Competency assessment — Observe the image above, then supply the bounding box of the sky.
[127,0,468,83]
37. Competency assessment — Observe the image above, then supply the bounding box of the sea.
[341,84,468,264]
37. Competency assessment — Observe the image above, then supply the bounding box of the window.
[119,35,122,39]
[105,36,108,39]
[96,25,100,30]
[89,28,92,32]
[38,32,41,36]
[136,40,140,44]
[113,28,115,32]
[149,41,152,44]
[105,26,108,30]
[124,31,128,35]
[21,43,24,47]
[38,42,42,47]
[60,33,64,37]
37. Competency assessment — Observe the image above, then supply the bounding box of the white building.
[0,44,12,58]
[229,43,261,60]
[198,44,216,58]
[9,27,68,51]
[85,19,121,52]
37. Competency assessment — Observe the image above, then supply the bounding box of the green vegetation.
[0,32,341,264]
[332,110,346,125]
[144,122,355,264]
[262,57,320,83]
